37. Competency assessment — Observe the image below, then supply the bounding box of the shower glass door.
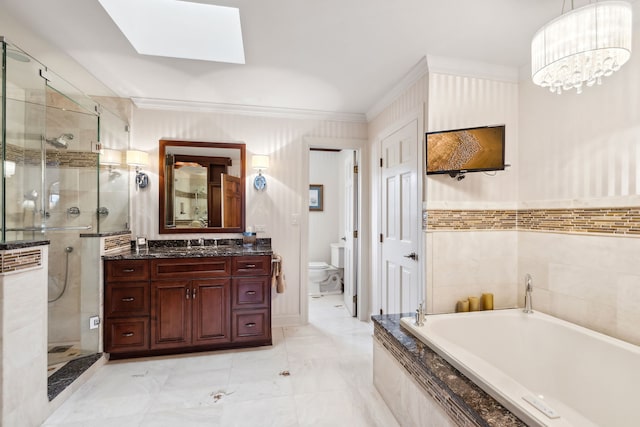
[44,74,101,372]
[1,39,46,242]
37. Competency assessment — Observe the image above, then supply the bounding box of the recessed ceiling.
[97,0,245,64]
[1,0,638,115]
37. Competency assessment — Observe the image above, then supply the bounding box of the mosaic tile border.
[104,233,132,253]
[426,209,517,231]
[426,207,640,236]
[0,248,43,273]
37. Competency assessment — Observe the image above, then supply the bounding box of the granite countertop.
[372,313,525,427]
[0,240,50,250]
[103,245,273,260]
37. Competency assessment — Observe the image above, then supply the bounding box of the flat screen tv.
[426,125,505,176]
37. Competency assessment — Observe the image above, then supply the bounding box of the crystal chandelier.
[531,1,633,94]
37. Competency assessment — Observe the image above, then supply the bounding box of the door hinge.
[379,233,383,243]
[353,230,358,239]
[353,295,357,304]
[353,165,359,174]
[379,158,383,167]
[379,308,383,315]
[39,69,51,82]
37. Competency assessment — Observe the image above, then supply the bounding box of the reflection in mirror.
[159,140,245,234]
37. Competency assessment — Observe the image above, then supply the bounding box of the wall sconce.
[251,154,269,191]
[126,150,149,190]
[100,149,122,178]
[3,160,16,178]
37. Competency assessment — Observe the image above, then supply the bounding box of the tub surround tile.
[372,313,526,427]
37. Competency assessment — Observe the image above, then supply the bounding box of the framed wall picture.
[309,184,324,211]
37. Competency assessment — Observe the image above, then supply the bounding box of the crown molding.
[130,97,367,123]
[365,56,429,122]
[426,55,519,83]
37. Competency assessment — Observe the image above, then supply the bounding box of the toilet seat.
[309,261,331,270]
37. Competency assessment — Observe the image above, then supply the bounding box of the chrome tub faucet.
[523,274,534,314]
[415,302,425,326]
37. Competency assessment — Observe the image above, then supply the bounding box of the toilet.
[308,243,344,295]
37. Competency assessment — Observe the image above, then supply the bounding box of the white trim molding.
[131,97,367,123]
[426,55,519,83]
[366,56,429,122]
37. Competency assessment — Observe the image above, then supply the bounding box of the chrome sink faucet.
[523,274,534,314]
[198,237,205,247]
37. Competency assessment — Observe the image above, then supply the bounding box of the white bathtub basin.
[400,309,640,427]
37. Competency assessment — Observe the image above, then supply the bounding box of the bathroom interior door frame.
[373,107,424,318]
[301,137,369,323]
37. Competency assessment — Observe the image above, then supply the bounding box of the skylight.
[98,0,245,64]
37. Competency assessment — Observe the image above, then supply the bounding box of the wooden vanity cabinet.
[104,254,271,358]
[231,255,272,343]
[104,260,151,353]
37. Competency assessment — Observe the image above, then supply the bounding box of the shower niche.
[1,37,131,399]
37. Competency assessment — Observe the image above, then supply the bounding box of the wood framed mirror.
[159,140,246,234]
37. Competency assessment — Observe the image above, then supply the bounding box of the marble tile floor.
[42,294,400,427]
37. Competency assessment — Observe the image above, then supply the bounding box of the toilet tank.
[330,243,345,268]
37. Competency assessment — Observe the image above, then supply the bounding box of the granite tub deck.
[372,314,525,427]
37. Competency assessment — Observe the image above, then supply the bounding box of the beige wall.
[516,23,640,345]
[128,107,367,325]
[425,73,520,313]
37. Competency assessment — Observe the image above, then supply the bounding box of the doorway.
[302,137,366,323]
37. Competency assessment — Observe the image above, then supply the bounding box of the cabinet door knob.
[245,322,256,328]
[122,332,134,337]
[192,288,197,299]
[123,268,135,273]
[246,290,257,295]
[186,288,190,299]
[121,297,135,302]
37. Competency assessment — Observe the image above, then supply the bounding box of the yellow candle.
[481,293,494,310]
[456,299,469,312]
[468,296,480,311]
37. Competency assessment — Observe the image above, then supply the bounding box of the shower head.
[46,133,74,149]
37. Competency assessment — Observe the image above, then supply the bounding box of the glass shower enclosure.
[1,37,130,377]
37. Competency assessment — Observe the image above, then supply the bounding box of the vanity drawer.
[232,276,270,309]
[232,309,271,343]
[105,282,150,317]
[105,318,149,353]
[105,260,150,282]
[151,257,231,279]
[232,256,272,276]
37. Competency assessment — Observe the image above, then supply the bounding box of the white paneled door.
[343,151,358,316]
[380,119,420,315]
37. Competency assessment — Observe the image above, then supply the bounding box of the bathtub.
[400,309,639,427]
